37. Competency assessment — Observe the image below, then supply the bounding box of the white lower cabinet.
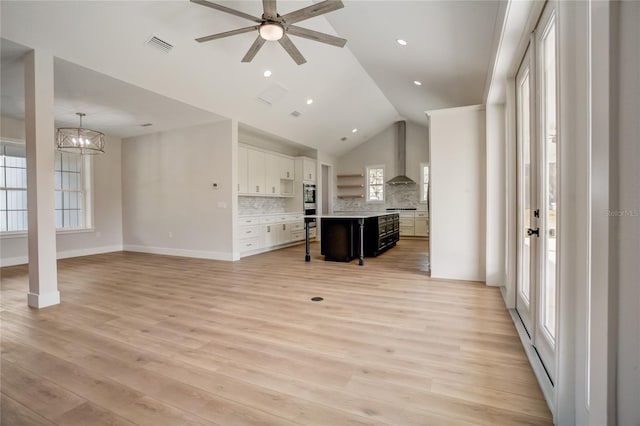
[399,212,415,236]
[239,214,311,257]
[414,211,429,237]
[239,223,264,254]
[399,211,429,237]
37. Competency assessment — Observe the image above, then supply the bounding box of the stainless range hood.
[387,121,416,185]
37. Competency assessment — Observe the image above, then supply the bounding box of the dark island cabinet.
[364,213,400,257]
[320,213,399,262]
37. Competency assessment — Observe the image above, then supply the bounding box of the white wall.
[122,120,235,261]
[0,116,123,266]
[336,121,428,181]
[614,1,640,423]
[484,104,505,287]
[427,106,486,282]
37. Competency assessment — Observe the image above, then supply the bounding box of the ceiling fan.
[191,0,347,65]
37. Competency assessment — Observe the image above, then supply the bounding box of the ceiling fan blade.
[196,26,259,43]
[281,0,344,25]
[287,25,346,48]
[190,0,262,23]
[262,0,277,20]
[241,36,267,62]
[278,35,307,65]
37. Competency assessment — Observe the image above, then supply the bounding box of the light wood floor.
[0,240,552,425]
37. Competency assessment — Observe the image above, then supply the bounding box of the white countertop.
[239,212,303,218]
[305,212,400,219]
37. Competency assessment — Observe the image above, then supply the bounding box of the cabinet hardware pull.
[287,171,290,178]
[256,185,259,192]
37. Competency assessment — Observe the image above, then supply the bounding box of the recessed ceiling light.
[413,80,422,86]
[396,39,407,46]
[352,128,358,133]
[306,99,313,105]
[263,70,272,77]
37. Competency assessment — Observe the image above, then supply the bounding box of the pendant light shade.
[56,113,105,155]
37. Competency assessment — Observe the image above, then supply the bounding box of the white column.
[24,49,59,308]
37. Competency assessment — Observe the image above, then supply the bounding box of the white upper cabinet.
[265,153,280,196]
[238,146,248,194]
[238,145,295,197]
[247,148,266,195]
[303,158,316,183]
[280,156,295,180]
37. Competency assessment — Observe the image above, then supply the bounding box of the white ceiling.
[0,1,501,156]
[1,40,226,139]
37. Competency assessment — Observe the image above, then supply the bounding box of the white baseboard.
[28,290,60,308]
[1,245,123,267]
[123,245,234,261]
[57,245,123,260]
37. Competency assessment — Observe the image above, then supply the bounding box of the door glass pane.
[541,20,557,340]
[518,71,532,305]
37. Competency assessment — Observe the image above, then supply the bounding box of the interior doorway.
[321,163,332,215]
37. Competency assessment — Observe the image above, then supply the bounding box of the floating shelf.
[337,173,365,199]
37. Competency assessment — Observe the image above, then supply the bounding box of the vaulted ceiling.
[0,1,500,156]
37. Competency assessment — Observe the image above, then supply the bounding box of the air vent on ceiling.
[290,111,301,118]
[258,84,288,105]
[146,36,173,53]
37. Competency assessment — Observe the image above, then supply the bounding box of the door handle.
[527,228,540,237]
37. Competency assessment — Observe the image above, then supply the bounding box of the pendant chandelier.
[56,112,105,155]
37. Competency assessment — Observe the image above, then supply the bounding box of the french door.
[516,3,558,384]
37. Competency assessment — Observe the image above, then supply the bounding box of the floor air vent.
[146,36,173,53]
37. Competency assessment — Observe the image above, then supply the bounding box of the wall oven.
[303,184,317,227]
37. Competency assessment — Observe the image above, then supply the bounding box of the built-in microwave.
[303,184,317,228]
[303,184,316,205]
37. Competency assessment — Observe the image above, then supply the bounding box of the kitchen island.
[304,213,400,265]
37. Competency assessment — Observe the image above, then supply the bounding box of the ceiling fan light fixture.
[259,23,284,41]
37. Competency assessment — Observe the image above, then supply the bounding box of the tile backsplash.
[239,196,288,215]
[334,183,427,212]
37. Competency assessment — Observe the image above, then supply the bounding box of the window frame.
[0,139,28,233]
[0,139,94,236]
[365,164,385,203]
[420,162,430,203]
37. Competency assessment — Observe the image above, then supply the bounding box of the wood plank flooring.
[0,240,552,425]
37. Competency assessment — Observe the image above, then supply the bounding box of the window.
[55,151,89,229]
[366,165,384,202]
[0,142,28,232]
[420,163,430,202]
[0,140,91,234]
